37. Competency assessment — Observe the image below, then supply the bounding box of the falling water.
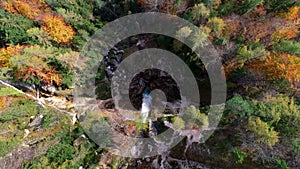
[140,92,152,123]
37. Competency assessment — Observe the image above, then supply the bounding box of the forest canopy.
[0,0,299,169]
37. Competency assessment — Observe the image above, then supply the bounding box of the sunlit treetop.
[41,14,75,44]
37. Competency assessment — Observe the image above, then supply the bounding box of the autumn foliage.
[0,45,24,67]
[41,14,75,44]
[22,67,62,86]
[11,58,62,86]
[280,6,299,20]
[1,0,75,44]
[246,53,300,84]
[1,0,50,20]
[0,45,63,86]
[272,28,298,42]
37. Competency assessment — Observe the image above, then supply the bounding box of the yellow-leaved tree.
[41,14,75,44]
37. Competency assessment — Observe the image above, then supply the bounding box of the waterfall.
[140,92,152,123]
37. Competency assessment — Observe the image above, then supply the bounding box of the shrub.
[176,26,192,40]
[237,45,253,62]
[133,121,149,131]
[196,0,221,9]
[22,156,50,169]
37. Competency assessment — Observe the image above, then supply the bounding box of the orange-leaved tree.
[1,0,75,44]
[10,55,62,86]
[246,53,300,86]
[41,14,75,44]
[1,0,50,20]
[22,67,62,86]
[8,45,62,86]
